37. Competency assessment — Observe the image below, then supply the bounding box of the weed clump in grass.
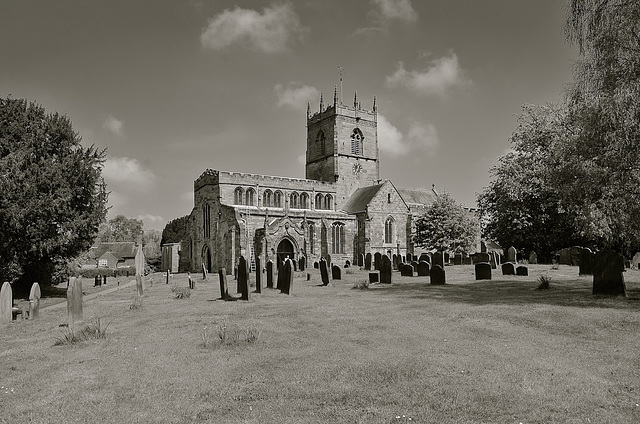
[352,280,369,290]
[129,296,142,310]
[537,275,551,290]
[201,320,260,348]
[171,285,191,299]
[55,318,110,346]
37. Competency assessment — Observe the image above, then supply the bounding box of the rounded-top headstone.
[593,250,626,296]
[501,262,516,275]
[515,265,528,276]
[417,261,430,277]
[400,264,414,277]
[475,262,492,280]
[430,265,446,285]
[1,282,13,323]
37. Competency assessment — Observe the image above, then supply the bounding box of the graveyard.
[1,263,639,423]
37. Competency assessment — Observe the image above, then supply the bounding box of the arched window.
[315,193,324,210]
[300,192,309,209]
[263,190,272,207]
[317,130,326,155]
[324,194,333,210]
[308,222,315,254]
[234,187,244,205]
[202,203,211,238]
[290,192,299,209]
[274,191,283,208]
[332,222,345,254]
[351,128,363,156]
[384,216,395,244]
[245,188,255,206]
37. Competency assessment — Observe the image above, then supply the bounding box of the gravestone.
[320,258,330,286]
[410,261,419,273]
[444,253,450,264]
[280,259,294,295]
[364,253,372,271]
[326,255,332,270]
[506,246,517,263]
[188,273,195,289]
[1,282,12,323]
[417,261,431,277]
[379,254,392,284]
[135,244,145,298]
[368,272,379,283]
[569,246,582,266]
[473,252,490,263]
[430,265,446,285]
[94,275,101,287]
[475,263,491,280]
[432,251,445,269]
[255,257,262,293]
[463,256,473,265]
[299,256,306,271]
[238,256,250,301]
[481,241,487,252]
[266,260,274,289]
[592,250,626,296]
[29,283,41,319]
[418,253,430,263]
[102,275,107,286]
[579,248,595,276]
[488,252,497,269]
[314,261,319,269]
[516,266,528,276]
[453,254,462,265]
[501,262,515,275]
[358,254,364,267]
[400,264,414,277]
[392,254,399,270]
[558,248,571,265]
[345,260,350,268]
[632,252,640,269]
[332,265,342,280]
[374,252,382,271]
[529,251,538,264]
[67,277,83,331]
[166,269,170,284]
[218,268,230,299]
[493,251,501,267]
[202,263,207,280]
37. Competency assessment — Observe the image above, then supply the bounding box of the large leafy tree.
[161,215,190,246]
[414,193,480,254]
[97,215,144,243]
[0,97,108,287]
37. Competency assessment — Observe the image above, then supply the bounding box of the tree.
[143,229,162,271]
[97,215,144,243]
[161,215,190,246]
[0,97,108,287]
[414,193,480,254]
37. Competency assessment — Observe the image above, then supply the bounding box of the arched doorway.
[202,245,212,272]
[276,238,295,269]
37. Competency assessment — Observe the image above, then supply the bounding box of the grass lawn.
[1,264,639,423]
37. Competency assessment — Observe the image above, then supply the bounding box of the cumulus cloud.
[137,214,164,224]
[201,3,304,53]
[275,82,319,110]
[386,52,470,96]
[371,0,417,23]
[102,156,156,190]
[378,115,439,157]
[103,115,123,137]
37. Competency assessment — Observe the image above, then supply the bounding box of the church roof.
[341,184,384,214]
[397,187,438,207]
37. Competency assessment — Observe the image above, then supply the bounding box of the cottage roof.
[341,184,384,214]
[93,242,137,260]
[98,251,121,262]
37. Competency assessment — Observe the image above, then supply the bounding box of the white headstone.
[1,282,12,323]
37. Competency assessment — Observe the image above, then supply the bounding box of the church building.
[184,89,439,274]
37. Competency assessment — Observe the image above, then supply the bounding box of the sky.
[0,0,578,230]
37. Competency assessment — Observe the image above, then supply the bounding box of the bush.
[172,285,191,299]
[201,320,260,348]
[54,318,109,345]
[352,280,369,290]
[537,275,551,290]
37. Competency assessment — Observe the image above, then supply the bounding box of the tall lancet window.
[317,130,326,155]
[351,128,363,156]
[384,216,394,244]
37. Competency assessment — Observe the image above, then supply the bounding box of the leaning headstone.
[507,246,517,263]
[430,265,446,285]
[1,282,12,323]
[592,250,626,296]
[501,262,516,275]
[202,262,207,280]
[320,258,330,286]
[475,263,491,280]
[67,277,83,331]
[488,252,497,269]
[374,252,382,271]
[368,272,379,283]
[379,254,392,284]
[432,251,445,268]
[400,264,414,277]
[516,266,529,276]
[579,248,595,276]
[218,268,230,299]
[280,259,294,295]
[29,283,41,319]
[364,253,372,271]
[417,261,431,277]
[238,256,250,301]
[492,251,501,267]
[332,265,341,280]
[135,244,145,298]
[255,257,262,293]
[529,251,538,265]
[266,260,274,289]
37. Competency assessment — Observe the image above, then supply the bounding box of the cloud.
[137,214,164,224]
[102,156,156,190]
[371,0,417,24]
[377,115,439,157]
[275,82,320,110]
[201,3,304,53]
[386,52,470,96]
[103,115,123,137]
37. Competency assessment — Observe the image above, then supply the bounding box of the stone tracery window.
[274,190,283,208]
[324,194,333,210]
[263,190,272,207]
[384,216,395,244]
[332,222,345,254]
[351,128,363,156]
[234,187,244,205]
[290,192,299,209]
[245,188,255,206]
[300,192,309,209]
[315,193,324,210]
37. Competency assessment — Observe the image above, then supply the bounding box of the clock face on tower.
[352,163,363,175]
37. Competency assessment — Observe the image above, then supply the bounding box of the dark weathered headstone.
[579,248,595,276]
[1,281,13,323]
[255,257,262,293]
[592,250,626,296]
[430,265,446,285]
[392,254,399,270]
[432,251,445,268]
[135,244,145,298]
[368,272,379,283]
[481,241,487,252]
[299,256,306,271]
[569,246,582,266]
[358,254,364,267]
[507,246,517,263]
[280,259,294,295]
[332,265,341,280]
[202,262,207,280]
[320,258,330,286]
[29,283,41,319]
[345,260,350,268]
[67,277,83,331]
[374,252,382,271]
[102,275,107,286]
[292,259,297,272]
[418,253,430,263]
[516,266,528,276]
[558,248,571,265]
[188,273,195,289]
[417,261,431,276]
[488,252,497,269]
[94,275,101,287]
[364,253,372,271]
[379,254,392,284]
[400,264,414,277]
[453,254,462,265]
[473,252,490,263]
[314,261,319,269]
[238,256,250,301]
[501,262,516,275]
[218,268,230,299]
[463,256,473,265]
[529,251,538,264]
[166,269,170,284]
[475,263,491,280]
[266,260,274,289]
[410,261,419,273]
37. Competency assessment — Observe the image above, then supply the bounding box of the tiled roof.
[397,187,438,207]
[341,184,384,213]
[93,242,137,260]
